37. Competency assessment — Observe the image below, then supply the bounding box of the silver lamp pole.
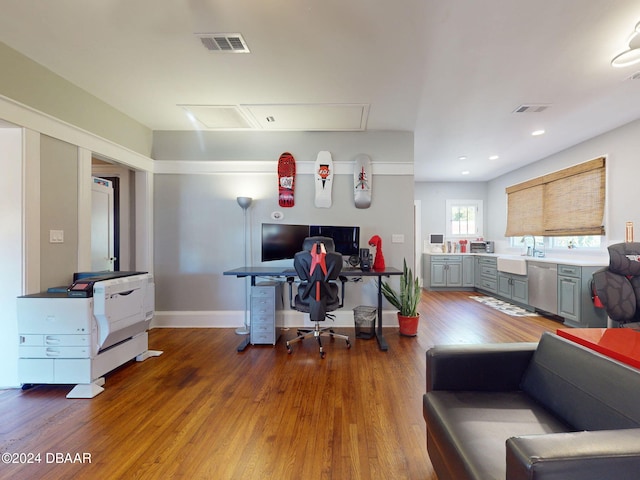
[236,196,253,335]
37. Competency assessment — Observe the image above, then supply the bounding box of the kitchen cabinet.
[425,255,473,289]
[431,256,462,287]
[462,256,475,287]
[497,272,528,305]
[557,265,606,328]
[475,256,498,294]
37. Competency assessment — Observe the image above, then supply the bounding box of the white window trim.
[445,199,483,238]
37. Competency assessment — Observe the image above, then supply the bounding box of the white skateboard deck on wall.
[315,151,333,208]
[354,154,372,209]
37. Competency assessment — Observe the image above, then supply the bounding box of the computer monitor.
[309,225,360,256]
[261,223,310,262]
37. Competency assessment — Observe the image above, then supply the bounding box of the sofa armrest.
[506,429,640,480]
[427,342,537,392]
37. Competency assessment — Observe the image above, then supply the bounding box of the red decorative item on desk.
[368,235,386,271]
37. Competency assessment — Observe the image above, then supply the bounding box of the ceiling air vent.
[627,71,640,80]
[512,104,550,114]
[196,33,250,53]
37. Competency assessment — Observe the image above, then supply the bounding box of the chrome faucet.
[522,235,545,257]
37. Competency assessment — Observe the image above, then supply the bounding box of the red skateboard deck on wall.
[278,152,296,207]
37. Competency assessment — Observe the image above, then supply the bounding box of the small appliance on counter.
[470,241,487,253]
[486,241,495,253]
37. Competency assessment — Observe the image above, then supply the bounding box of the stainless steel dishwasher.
[528,261,558,315]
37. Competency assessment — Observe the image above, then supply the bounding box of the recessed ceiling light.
[461,170,470,175]
[532,129,545,136]
[489,155,499,160]
[458,155,467,161]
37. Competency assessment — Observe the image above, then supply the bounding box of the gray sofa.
[423,332,640,480]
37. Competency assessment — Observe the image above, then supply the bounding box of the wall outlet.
[49,229,64,243]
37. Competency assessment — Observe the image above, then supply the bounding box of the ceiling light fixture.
[611,21,640,68]
[461,170,470,175]
[489,155,499,160]
[458,155,467,161]
[532,129,545,136]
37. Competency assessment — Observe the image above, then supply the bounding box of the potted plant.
[380,259,421,336]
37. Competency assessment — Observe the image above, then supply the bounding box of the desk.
[223,266,402,352]
[557,328,640,370]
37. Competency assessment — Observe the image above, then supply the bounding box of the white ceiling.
[1,0,640,181]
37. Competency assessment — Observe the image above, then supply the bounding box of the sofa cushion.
[520,332,640,431]
[424,390,570,480]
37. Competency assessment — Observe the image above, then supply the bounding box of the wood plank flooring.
[0,291,563,479]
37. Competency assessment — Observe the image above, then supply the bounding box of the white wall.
[486,118,640,252]
[414,181,488,249]
[0,128,23,387]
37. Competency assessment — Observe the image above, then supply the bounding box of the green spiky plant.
[380,259,421,317]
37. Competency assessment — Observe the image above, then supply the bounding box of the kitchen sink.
[497,255,528,275]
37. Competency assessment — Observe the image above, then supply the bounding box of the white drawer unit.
[250,282,284,345]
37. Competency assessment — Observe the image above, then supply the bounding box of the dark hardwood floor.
[0,291,563,479]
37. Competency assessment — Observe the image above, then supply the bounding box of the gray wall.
[0,41,152,156]
[152,130,415,314]
[40,135,79,288]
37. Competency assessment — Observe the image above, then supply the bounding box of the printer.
[17,272,161,398]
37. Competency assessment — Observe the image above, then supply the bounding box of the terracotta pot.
[397,312,419,336]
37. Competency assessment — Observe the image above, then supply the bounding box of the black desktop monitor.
[309,225,360,256]
[261,223,310,262]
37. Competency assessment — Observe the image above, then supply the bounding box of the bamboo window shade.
[505,157,605,237]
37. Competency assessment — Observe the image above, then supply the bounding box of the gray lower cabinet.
[497,272,529,304]
[462,256,475,287]
[557,264,606,328]
[250,281,284,345]
[475,256,498,294]
[426,255,463,288]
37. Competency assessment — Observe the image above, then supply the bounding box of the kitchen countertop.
[423,251,608,267]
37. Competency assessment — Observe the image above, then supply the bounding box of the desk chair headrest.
[302,236,335,253]
[608,242,640,276]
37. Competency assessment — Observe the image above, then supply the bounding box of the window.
[510,235,602,250]
[505,157,605,237]
[549,236,602,249]
[446,200,483,238]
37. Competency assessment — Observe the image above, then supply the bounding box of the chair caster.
[346,340,351,349]
[286,344,292,354]
[320,351,326,359]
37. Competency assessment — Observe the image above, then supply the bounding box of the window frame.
[445,199,483,238]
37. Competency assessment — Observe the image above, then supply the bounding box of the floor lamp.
[236,196,253,335]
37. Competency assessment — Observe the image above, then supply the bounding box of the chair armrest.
[427,342,537,392]
[506,429,640,480]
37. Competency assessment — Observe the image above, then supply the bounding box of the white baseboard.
[151,310,399,329]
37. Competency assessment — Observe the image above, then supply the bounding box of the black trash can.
[353,305,377,339]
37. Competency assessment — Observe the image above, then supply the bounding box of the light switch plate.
[49,229,64,243]
[392,234,405,243]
